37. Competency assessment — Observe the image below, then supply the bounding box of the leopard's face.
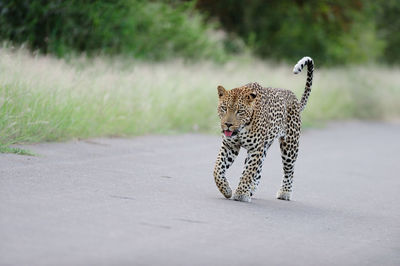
[217,85,256,137]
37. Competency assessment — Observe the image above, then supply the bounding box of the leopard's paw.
[276,189,292,201]
[233,192,251,203]
[221,186,232,199]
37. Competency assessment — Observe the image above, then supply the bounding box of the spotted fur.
[214,56,314,202]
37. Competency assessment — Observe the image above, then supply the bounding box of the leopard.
[213,56,314,202]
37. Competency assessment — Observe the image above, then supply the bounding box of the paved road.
[1,122,399,266]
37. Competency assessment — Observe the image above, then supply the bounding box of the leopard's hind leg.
[277,111,301,201]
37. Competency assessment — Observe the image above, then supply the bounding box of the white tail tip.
[293,56,312,74]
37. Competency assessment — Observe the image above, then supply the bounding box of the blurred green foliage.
[197,0,398,65]
[0,0,399,65]
[0,0,227,60]
[375,0,400,64]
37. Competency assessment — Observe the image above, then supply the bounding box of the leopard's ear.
[217,85,226,98]
[246,91,257,102]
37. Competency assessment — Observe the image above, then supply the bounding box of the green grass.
[1,48,400,152]
[0,145,35,156]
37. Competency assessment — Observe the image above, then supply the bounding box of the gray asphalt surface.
[1,122,400,266]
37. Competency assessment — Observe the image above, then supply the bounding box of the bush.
[196,0,385,66]
[0,0,227,60]
[375,0,400,64]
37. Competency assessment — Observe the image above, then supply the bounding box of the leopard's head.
[217,85,257,137]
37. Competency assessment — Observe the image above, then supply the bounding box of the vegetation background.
[0,0,399,152]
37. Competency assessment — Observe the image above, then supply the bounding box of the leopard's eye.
[237,109,245,115]
[220,106,227,112]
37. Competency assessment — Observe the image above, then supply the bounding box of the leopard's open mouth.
[223,130,238,137]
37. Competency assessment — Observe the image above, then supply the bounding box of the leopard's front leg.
[214,140,240,199]
[233,145,265,202]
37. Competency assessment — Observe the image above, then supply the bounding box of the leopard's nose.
[225,123,233,128]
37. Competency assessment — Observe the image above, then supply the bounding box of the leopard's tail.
[293,56,314,112]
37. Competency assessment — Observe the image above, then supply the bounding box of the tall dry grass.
[1,47,399,146]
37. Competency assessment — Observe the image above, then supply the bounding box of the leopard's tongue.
[224,130,233,137]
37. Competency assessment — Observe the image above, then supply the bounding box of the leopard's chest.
[237,127,261,150]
